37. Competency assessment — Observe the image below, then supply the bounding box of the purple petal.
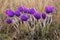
[20,14,28,21]
[45,6,54,13]
[5,18,12,24]
[5,8,14,17]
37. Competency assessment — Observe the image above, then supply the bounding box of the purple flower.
[20,14,28,21]
[42,13,46,19]
[17,5,24,12]
[28,8,35,14]
[15,10,20,17]
[5,18,12,24]
[5,8,14,17]
[45,6,54,13]
[23,7,29,13]
[33,12,41,20]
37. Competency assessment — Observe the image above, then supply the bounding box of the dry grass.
[0,0,60,40]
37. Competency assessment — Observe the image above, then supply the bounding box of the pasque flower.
[42,13,46,19]
[33,12,41,20]
[5,18,12,24]
[23,7,29,13]
[20,14,28,21]
[15,10,20,17]
[5,8,14,17]
[45,6,54,13]
[28,8,35,14]
[17,5,24,12]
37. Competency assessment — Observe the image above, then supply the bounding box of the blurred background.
[0,0,60,40]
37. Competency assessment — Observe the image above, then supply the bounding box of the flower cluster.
[4,5,54,27]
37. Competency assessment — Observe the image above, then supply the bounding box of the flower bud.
[28,8,35,14]
[33,12,41,20]
[42,13,46,19]
[5,18,12,24]
[15,10,20,17]
[20,14,28,21]
[5,8,14,17]
[45,6,54,13]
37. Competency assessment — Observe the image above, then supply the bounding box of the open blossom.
[5,18,12,24]
[17,5,24,12]
[5,8,14,17]
[42,13,46,19]
[45,6,54,13]
[28,8,35,14]
[20,14,28,21]
[33,12,41,20]
[23,7,29,13]
[15,10,20,17]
